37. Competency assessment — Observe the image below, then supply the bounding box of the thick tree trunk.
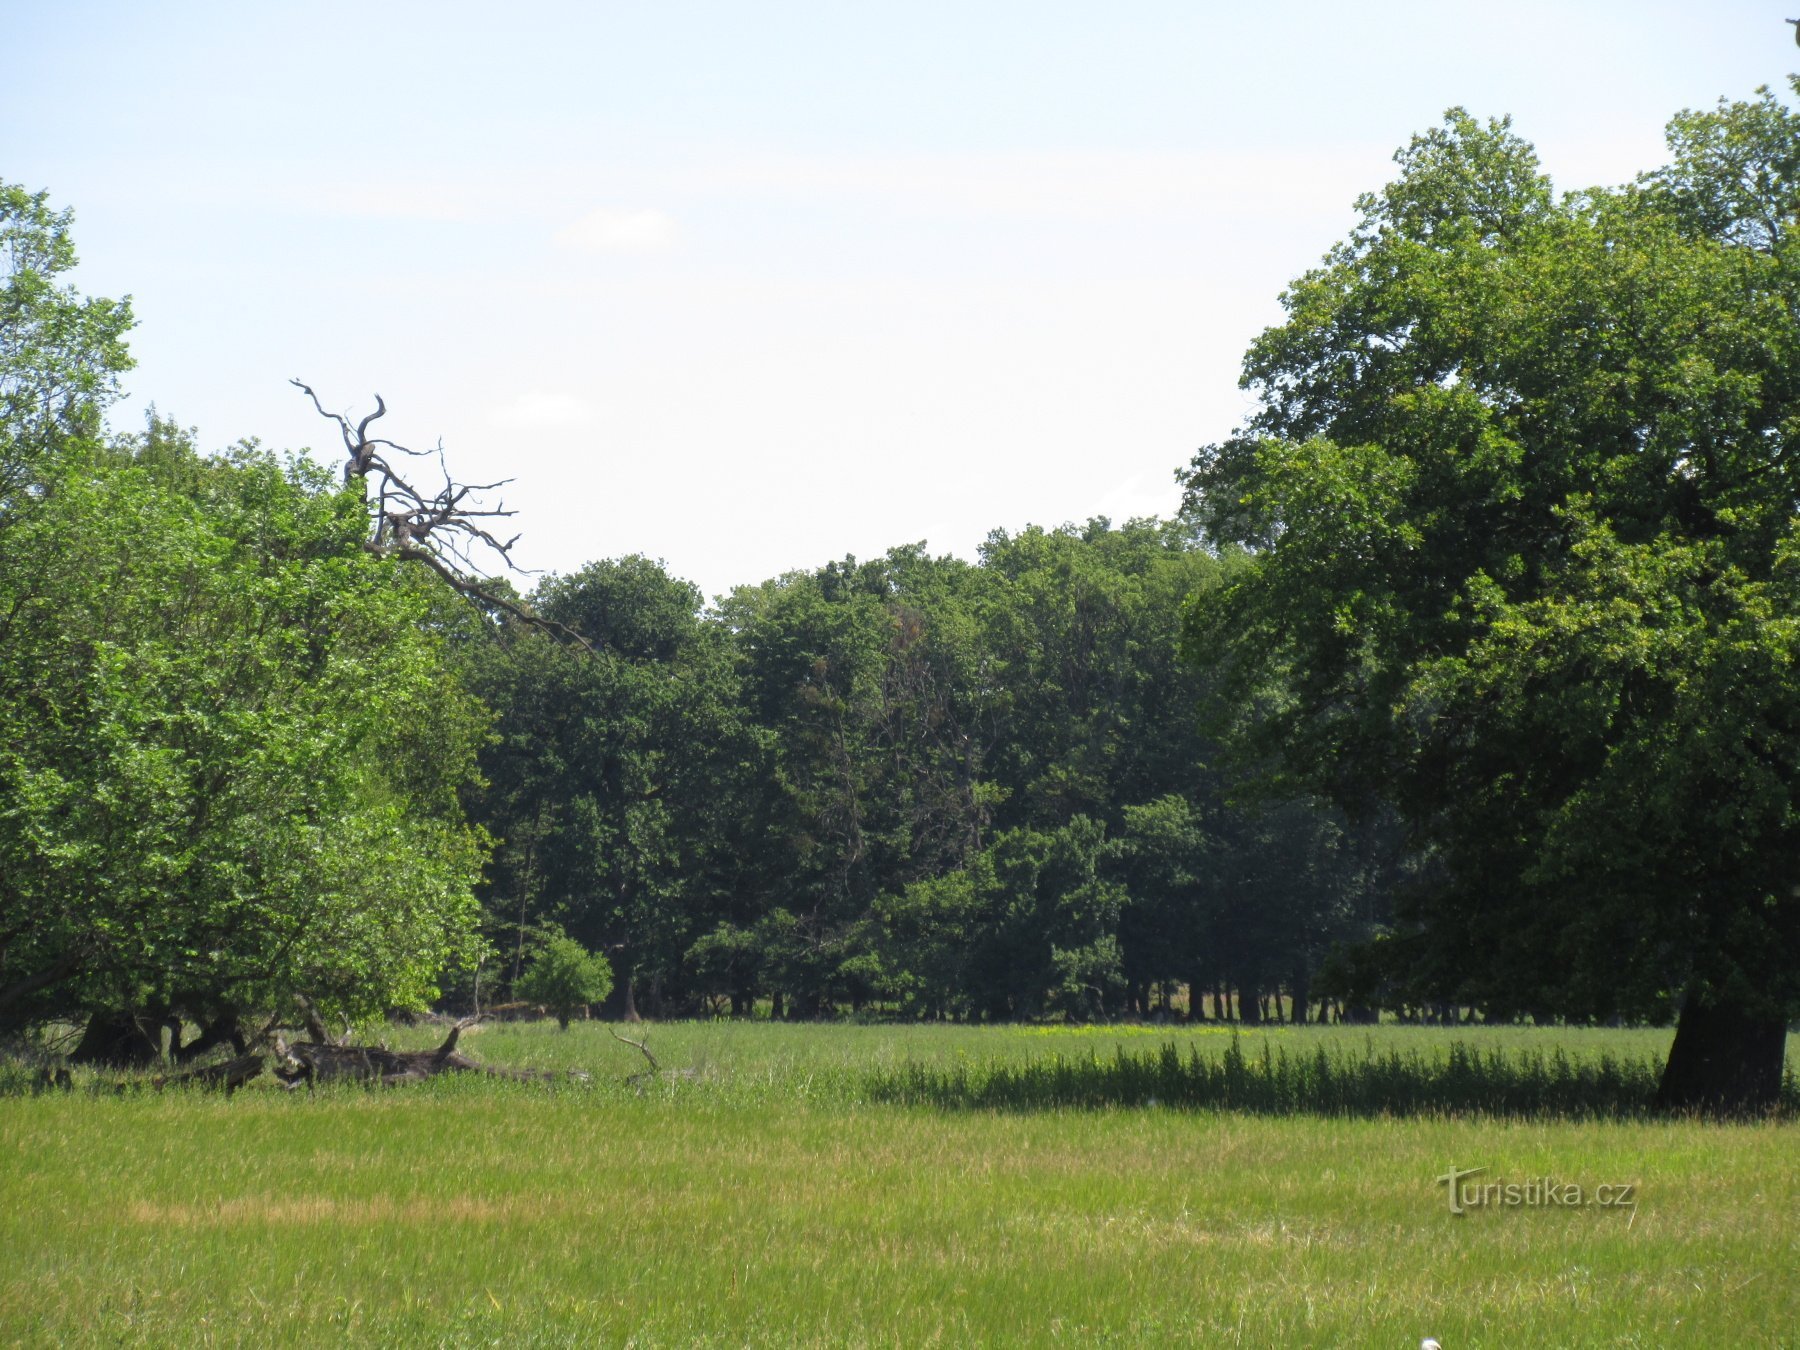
[1654,997,1789,1113]
[619,977,641,1023]
[1290,966,1310,1028]
[1237,980,1263,1025]
[69,1010,160,1067]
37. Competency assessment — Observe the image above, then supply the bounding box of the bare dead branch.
[273,1014,557,1088]
[608,1025,660,1073]
[291,381,598,652]
[242,1009,285,1054]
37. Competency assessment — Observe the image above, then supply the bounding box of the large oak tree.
[0,186,489,1061]
[1182,84,1800,1109]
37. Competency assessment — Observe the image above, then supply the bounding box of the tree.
[0,424,489,1059]
[874,816,1127,1021]
[516,933,614,1029]
[0,188,490,1059]
[0,181,134,504]
[464,557,755,1019]
[1182,85,1800,1108]
[709,548,993,1017]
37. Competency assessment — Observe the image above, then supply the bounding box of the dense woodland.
[4,78,1800,1108]
[458,526,1399,1026]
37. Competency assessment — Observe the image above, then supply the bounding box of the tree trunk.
[69,1010,160,1067]
[620,976,641,1023]
[1654,996,1789,1113]
[1237,981,1263,1025]
[1290,966,1311,1028]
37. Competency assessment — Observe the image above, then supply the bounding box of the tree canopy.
[0,185,489,1063]
[1181,81,1800,1108]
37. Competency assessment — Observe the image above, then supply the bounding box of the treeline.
[457,524,1403,1023]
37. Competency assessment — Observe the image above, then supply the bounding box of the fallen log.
[154,1053,264,1094]
[273,1018,556,1088]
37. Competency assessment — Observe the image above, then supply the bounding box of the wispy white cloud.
[554,207,677,252]
[486,390,595,430]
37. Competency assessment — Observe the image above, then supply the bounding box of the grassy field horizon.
[2,1022,1794,1345]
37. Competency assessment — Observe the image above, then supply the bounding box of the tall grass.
[8,1020,1797,1121]
[868,1035,1800,1118]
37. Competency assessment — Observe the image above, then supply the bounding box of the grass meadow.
[1,1021,1795,1346]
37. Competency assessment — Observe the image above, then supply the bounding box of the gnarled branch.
[291,381,594,652]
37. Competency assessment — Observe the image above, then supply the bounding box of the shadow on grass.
[866,1037,1800,1120]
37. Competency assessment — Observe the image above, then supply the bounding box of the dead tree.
[290,381,593,650]
[272,1017,557,1088]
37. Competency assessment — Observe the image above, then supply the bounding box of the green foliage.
[515,933,613,1028]
[0,191,487,1038]
[1181,83,1800,1053]
[0,425,489,1030]
[471,524,1387,1022]
[0,180,134,500]
[874,816,1128,1020]
[462,556,758,1010]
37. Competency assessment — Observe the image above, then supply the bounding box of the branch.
[0,950,83,1012]
[608,1026,660,1073]
[292,381,597,653]
[393,545,595,652]
[293,992,340,1045]
[433,1013,485,1061]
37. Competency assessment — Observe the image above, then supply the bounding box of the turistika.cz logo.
[1435,1165,1637,1216]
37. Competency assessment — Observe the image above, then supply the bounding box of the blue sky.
[5,2,1791,596]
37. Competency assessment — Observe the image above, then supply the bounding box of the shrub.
[516,936,614,1029]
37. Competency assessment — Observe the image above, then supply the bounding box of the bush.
[516,936,614,1029]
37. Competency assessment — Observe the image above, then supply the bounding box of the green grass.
[2,1022,1795,1346]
